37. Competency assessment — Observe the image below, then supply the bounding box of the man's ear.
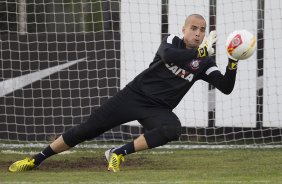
[182,27,185,34]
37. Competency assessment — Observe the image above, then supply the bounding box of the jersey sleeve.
[201,61,237,94]
[157,34,198,66]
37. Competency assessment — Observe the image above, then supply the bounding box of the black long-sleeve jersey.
[128,34,237,109]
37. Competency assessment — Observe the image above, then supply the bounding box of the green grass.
[1,148,282,183]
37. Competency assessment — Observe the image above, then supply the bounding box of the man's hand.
[227,51,239,70]
[198,30,217,58]
[228,57,239,70]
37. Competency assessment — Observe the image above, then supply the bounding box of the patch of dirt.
[40,157,108,171]
[1,155,155,171]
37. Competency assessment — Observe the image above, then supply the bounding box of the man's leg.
[106,134,149,172]
[21,95,130,171]
[106,110,181,172]
[9,87,138,172]
[50,135,70,152]
[31,135,70,166]
[110,134,148,157]
[114,109,181,155]
[134,134,149,151]
[8,112,124,172]
[33,110,117,167]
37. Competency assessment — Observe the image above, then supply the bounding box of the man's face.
[182,16,206,48]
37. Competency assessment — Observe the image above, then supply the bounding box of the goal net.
[1,0,282,146]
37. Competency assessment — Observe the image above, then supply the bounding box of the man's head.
[182,14,206,48]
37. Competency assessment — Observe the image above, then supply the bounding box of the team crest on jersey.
[190,59,200,70]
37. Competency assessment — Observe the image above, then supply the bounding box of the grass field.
[1,147,282,184]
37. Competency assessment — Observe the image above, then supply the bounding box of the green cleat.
[105,148,125,172]
[8,158,36,172]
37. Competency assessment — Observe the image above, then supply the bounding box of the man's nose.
[195,29,201,37]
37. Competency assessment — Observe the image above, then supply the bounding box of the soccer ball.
[226,30,256,60]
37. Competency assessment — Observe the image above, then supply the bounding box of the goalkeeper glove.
[197,30,217,58]
[227,53,239,70]
[228,57,239,70]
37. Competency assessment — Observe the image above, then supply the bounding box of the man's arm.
[202,58,238,94]
[157,34,198,65]
[158,33,217,66]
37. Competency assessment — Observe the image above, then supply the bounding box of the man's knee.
[161,123,182,141]
[144,122,182,149]
[62,123,93,147]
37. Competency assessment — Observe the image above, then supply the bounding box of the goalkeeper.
[9,14,239,172]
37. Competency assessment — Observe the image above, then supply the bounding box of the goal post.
[0,0,282,146]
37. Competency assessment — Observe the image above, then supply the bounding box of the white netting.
[1,0,282,145]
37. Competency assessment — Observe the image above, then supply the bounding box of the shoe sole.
[104,149,111,162]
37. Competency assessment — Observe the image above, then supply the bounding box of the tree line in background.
[0,0,104,33]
